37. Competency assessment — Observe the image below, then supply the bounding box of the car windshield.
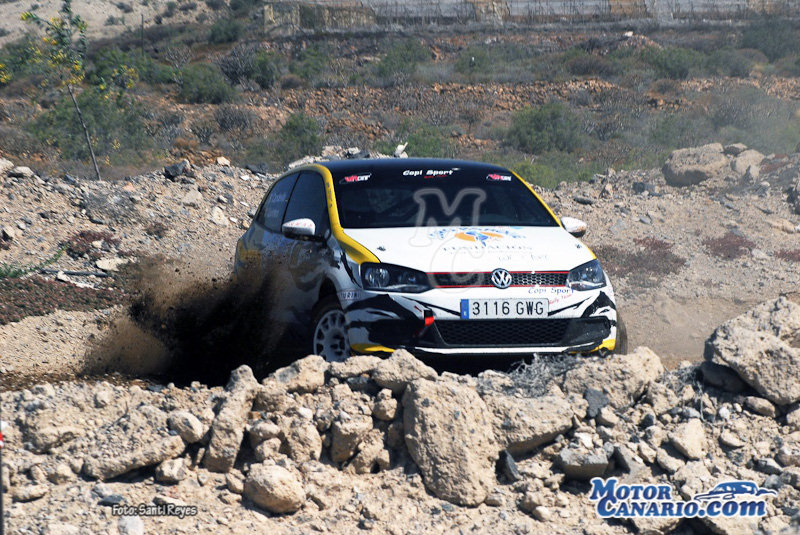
[332,166,559,229]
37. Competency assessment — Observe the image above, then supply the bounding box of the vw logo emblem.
[490,268,512,289]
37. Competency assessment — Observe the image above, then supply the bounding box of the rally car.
[234,158,625,361]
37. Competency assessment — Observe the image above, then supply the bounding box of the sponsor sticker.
[403,169,458,179]
[486,173,512,182]
[589,478,775,519]
[339,173,371,184]
[338,290,362,302]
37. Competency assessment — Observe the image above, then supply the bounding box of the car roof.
[314,158,511,176]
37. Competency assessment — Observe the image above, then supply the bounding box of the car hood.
[343,226,596,273]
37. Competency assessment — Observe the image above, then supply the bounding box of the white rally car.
[234,158,625,361]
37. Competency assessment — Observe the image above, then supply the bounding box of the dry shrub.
[776,249,800,262]
[594,237,686,288]
[702,232,755,260]
[0,276,124,325]
[145,221,169,239]
[65,230,120,260]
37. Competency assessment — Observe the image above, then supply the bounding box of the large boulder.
[84,435,185,480]
[372,349,437,395]
[204,366,259,472]
[483,393,574,454]
[558,448,609,480]
[330,415,373,463]
[167,411,206,444]
[81,403,186,480]
[705,297,800,405]
[403,379,498,506]
[272,355,328,393]
[244,464,305,514]
[561,347,664,408]
[0,157,14,176]
[669,419,706,460]
[731,149,764,175]
[279,416,322,462]
[662,143,729,186]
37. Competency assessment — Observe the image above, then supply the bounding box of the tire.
[614,312,629,355]
[311,295,351,362]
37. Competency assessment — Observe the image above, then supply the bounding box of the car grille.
[433,318,610,347]
[431,272,568,288]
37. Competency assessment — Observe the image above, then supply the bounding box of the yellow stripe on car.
[350,343,395,354]
[593,338,616,352]
[511,170,597,260]
[307,163,380,265]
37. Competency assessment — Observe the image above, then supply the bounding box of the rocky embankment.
[3,295,800,534]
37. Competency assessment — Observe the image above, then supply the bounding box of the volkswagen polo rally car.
[234,158,625,361]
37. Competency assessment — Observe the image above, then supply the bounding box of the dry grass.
[776,249,800,262]
[64,230,121,261]
[702,232,755,260]
[0,276,124,325]
[594,237,686,287]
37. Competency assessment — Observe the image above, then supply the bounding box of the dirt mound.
[5,305,800,534]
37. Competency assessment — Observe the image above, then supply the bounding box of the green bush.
[0,35,44,78]
[642,47,704,80]
[29,88,151,160]
[505,103,582,154]
[288,45,327,85]
[272,113,323,166]
[454,47,491,75]
[252,51,281,89]
[741,18,800,62]
[230,0,259,16]
[706,49,753,78]
[404,122,453,158]
[375,119,454,158]
[565,53,618,77]
[208,18,243,44]
[648,112,711,150]
[488,151,600,189]
[89,47,173,87]
[376,39,430,82]
[178,64,234,103]
[449,42,545,84]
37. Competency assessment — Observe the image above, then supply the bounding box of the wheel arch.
[318,278,338,305]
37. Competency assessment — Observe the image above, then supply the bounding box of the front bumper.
[343,284,618,356]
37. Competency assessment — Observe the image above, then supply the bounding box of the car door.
[236,173,298,277]
[281,171,333,329]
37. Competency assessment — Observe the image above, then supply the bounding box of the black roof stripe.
[314,157,510,175]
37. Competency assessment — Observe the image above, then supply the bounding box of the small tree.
[22,0,101,180]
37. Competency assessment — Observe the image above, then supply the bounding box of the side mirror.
[561,217,588,238]
[282,218,323,241]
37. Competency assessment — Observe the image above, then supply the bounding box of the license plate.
[460,299,548,319]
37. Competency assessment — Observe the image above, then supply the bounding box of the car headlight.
[361,263,431,293]
[567,259,606,291]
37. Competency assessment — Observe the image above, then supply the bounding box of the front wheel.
[311,296,351,362]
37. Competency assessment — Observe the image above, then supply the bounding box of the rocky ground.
[3,295,800,534]
[1,142,800,533]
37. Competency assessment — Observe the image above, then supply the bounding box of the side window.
[256,174,297,232]
[282,172,330,235]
